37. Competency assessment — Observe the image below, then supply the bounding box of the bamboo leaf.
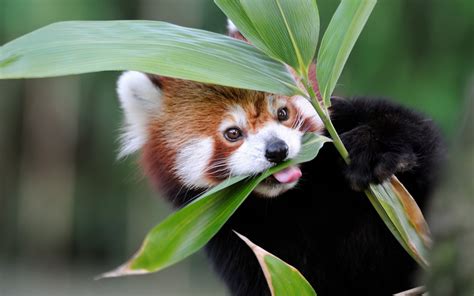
[316,0,376,106]
[100,134,330,277]
[366,176,431,269]
[215,0,319,75]
[235,232,317,296]
[0,21,301,96]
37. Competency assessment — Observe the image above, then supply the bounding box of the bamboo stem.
[302,77,350,164]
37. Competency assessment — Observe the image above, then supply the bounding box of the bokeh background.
[0,0,473,295]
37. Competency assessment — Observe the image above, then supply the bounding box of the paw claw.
[340,125,418,191]
[344,152,417,191]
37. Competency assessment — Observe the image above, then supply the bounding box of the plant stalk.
[302,77,350,165]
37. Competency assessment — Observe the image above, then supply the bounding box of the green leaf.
[215,0,319,76]
[236,232,317,296]
[316,0,376,106]
[365,176,431,269]
[99,134,330,277]
[0,21,301,96]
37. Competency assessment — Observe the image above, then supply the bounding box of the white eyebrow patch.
[219,105,248,131]
[266,95,287,115]
[175,137,213,188]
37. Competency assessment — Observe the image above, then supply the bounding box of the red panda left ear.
[227,19,248,42]
[308,63,321,100]
[117,71,162,157]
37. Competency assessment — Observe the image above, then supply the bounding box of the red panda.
[116,24,443,296]
[117,72,322,200]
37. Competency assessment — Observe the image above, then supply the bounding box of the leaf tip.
[233,230,268,258]
[96,263,149,280]
[233,230,255,248]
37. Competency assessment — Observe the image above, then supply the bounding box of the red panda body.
[117,70,442,295]
[116,24,443,296]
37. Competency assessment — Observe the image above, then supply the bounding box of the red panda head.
[117,22,323,198]
[117,71,322,198]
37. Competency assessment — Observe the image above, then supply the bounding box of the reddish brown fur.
[141,75,318,195]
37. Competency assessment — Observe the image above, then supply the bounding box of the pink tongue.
[272,166,302,184]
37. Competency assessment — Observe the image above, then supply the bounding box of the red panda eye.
[224,127,243,142]
[277,107,289,121]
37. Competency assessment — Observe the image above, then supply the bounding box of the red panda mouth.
[271,166,302,184]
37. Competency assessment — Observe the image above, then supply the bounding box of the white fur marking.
[227,19,238,33]
[229,122,302,176]
[266,95,287,115]
[219,105,248,132]
[117,71,162,157]
[229,105,247,128]
[175,138,213,188]
[254,182,298,198]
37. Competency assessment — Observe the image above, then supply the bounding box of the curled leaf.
[366,176,431,268]
[235,231,317,296]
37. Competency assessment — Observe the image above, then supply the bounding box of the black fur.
[176,97,443,295]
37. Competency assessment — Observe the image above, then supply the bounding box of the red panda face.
[117,71,322,198]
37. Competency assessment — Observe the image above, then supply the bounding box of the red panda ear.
[227,19,248,43]
[308,63,321,99]
[116,71,162,157]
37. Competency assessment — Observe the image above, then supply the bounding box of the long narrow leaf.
[236,232,317,296]
[215,0,319,75]
[366,176,431,268]
[0,21,301,96]
[100,134,330,277]
[316,0,376,106]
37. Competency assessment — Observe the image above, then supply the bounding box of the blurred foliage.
[0,0,472,295]
[425,96,474,296]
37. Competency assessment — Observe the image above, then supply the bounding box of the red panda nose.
[265,139,289,164]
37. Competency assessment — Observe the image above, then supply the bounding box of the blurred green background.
[0,0,472,295]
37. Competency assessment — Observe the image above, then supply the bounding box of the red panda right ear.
[116,71,162,158]
[227,19,248,43]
